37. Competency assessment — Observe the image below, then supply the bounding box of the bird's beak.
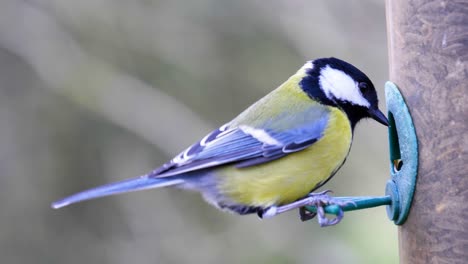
[368,107,389,126]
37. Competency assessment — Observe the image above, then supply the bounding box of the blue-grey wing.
[153,106,330,177]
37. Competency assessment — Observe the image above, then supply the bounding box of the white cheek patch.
[319,65,370,107]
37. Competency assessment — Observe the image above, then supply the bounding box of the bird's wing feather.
[153,106,330,177]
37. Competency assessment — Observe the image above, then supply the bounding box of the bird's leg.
[258,190,350,227]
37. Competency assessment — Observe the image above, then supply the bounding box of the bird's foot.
[300,191,347,226]
[257,190,352,227]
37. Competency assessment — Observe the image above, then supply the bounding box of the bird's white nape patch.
[296,61,314,75]
[302,61,314,70]
[239,125,281,146]
[319,65,370,107]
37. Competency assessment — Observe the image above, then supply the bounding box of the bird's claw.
[313,203,344,227]
[258,190,350,227]
[299,191,350,227]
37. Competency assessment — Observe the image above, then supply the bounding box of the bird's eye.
[358,82,368,93]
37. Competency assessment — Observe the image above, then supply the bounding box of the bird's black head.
[299,57,388,129]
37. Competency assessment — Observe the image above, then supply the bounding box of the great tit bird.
[52,57,388,226]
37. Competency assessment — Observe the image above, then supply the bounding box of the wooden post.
[386,0,468,263]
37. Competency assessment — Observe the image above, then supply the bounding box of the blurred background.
[0,0,396,263]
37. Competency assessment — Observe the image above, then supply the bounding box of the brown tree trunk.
[386,0,468,263]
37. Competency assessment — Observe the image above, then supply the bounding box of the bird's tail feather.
[51,175,184,209]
